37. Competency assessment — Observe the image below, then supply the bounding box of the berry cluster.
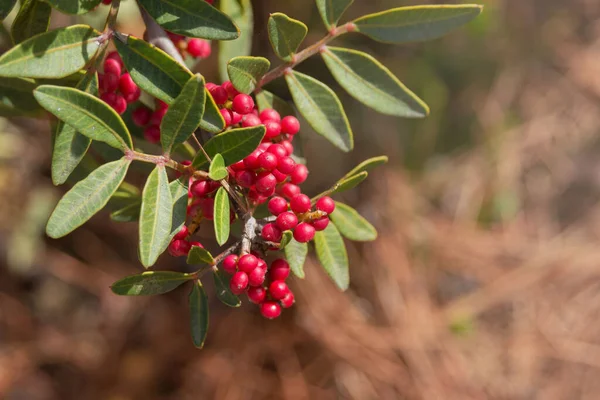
[166,33,212,60]
[98,52,141,115]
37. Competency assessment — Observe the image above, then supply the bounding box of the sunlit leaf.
[187,245,215,265]
[316,0,353,29]
[268,13,307,61]
[208,154,228,181]
[255,89,295,117]
[284,238,307,279]
[200,89,226,133]
[0,0,17,21]
[227,56,270,94]
[213,186,230,246]
[192,125,265,169]
[330,202,377,241]
[11,0,51,44]
[342,156,388,179]
[44,0,102,15]
[279,230,293,249]
[314,223,349,290]
[189,280,209,348]
[111,271,193,295]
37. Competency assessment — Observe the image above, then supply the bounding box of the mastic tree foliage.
[0,0,482,348]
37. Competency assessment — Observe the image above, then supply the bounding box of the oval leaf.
[200,89,226,133]
[44,0,101,15]
[227,56,270,94]
[219,0,253,82]
[161,74,206,155]
[279,230,293,250]
[0,25,101,78]
[213,269,241,307]
[34,85,133,151]
[187,245,215,265]
[11,0,51,44]
[353,4,483,44]
[0,0,17,21]
[139,165,173,268]
[343,155,388,179]
[169,178,188,240]
[138,0,239,40]
[321,46,428,118]
[189,280,209,348]
[46,158,131,238]
[208,154,228,181]
[316,0,353,29]
[192,125,265,169]
[284,238,307,279]
[332,171,367,194]
[51,72,98,185]
[268,13,308,61]
[256,89,295,117]
[0,77,42,117]
[213,186,230,246]
[330,202,377,241]
[111,271,193,296]
[285,70,353,152]
[114,34,193,104]
[314,223,349,290]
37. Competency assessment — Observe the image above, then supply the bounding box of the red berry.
[199,197,214,219]
[269,281,289,300]
[262,223,282,242]
[248,266,267,287]
[168,239,191,257]
[205,82,217,91]
[222,254,238,274]
[258,142,271,152]
[276,212,298,231]
[264,120,282,139]
[277,156,295,174]
[230,271,249,294]
[230,160,245,171]
[220,108,232,126]
[294,222,315,243]
[312,217,330,231]
[232,94,255,115]
[243,149,262,170]
[315,196,335,214]
[209,86,228,105]
[102,0,111,5]
[144,125,161,143]
[102,73,119,92]
[290,194,311,214]
[259,108,281,123]
[290,164,308,184]
[106,51,123,68]
[238,254,259,274]
[132,106,152,127]
[268,196,288,215]
[280,291,295,308]
[189,241,203,248]
[281,116,300,135]
[187,38,211,58]
[119,73,137,95]
[255,172,277,194]
[103,58,122,76]
[150,107,168,126]
[222,81,240,99]
[272,169,288,183]
[260,301,282,319]
[167,32,185,43]
[102,92,127,114]
[173,225,189,240]
[242,113,261,127]
[247,286,267,304]
[248,189,268,205]
[231,111,243,125]
[235,170,256,188]
[281,140,294,155]
[190,180,212,197]
[270,259,290,281]
[258,152,278,171]
[266,144,286,158]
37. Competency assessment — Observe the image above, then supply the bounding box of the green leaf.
[111,271,193,295]
[169,178,188,240]
[34,85,133,151]
[139,165,173,268]
[192,125,265,169]
[285,70,353,152]
[43,0,101,15]
[330,202,377,241]
[255,90,295,117]
[279,230,293,250]
[314,223,349,290]
[321,46,428,118]
[0,25,101,78]
[138,0,239,40]
[110,201,141,222]
[11,0,51,44]
[200,89,226,133]
[114,34,193,104]
[0,77,42,117]
[268,13,308,61]
[0,0,17,21]
[342,155,388,179]
[219,0,253,82]
[284,238,307,279]
[46,158,131,238]
[213,269,241,307]
[187,246,215,265]
[213,186,230,246]
[331,171,367,194]
[51,72,98,185]
[316,0,353,29]
[189,280,209,348]
[161,74,205,155]
[208,153,228,180]
[227,56,270,94]
[353,4,484,44]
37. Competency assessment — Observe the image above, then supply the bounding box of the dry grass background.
[3,0,600,399]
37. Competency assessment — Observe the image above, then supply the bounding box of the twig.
[125,150,209,180]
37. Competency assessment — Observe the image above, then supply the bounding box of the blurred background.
[3,0,600,398]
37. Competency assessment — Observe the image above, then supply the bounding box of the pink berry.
[312,217,330,231]
[264,120,282,139]
[258,152,278,171]
[231,111,243,125]
[222,254,238,274]
[187,38,211,58]
[144,125,161,143]
[132,106,151,127]
[243,149,262,170]
[260,301,282,319]
[247,286,267,304]
[230,160,245,171]
[220,108,232,126]
[261,223,282,242]
[106,51,123,68]
[281,140,294,155]
[189,241,203,248]
[168,239,191,257]
[230,271,249,294]
[270,259,290,281]
[235,170,256,188]
[277,156,295,174]
[238,254,259,274]
[199,197,214,219]
[190,180,211,197]
[259,108,281,123]
[248,189,267,205]
[102,73,119,92]
[269,281,289,300]
[209,86,228,105]
[290,164,308,184]
[103,58,122,76]
[267,144,286,158]
[232,94,255,115]
[290,194,311,214]
[280,183,301,199]
[248,266,266,287]
[315,196,335,214]
[272,169,288,183]
[280,291,295,308]
[281,116,300,135]
[205,82,217,91]
[242,113,261,127]
[173,225,188,240]
[222,81,240,99]
[268,196,288,215]
[150,107,168,125]
[276,212,298,231]
[119,73,138,96]
[255,172,276,194]
[294,222,315,243]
